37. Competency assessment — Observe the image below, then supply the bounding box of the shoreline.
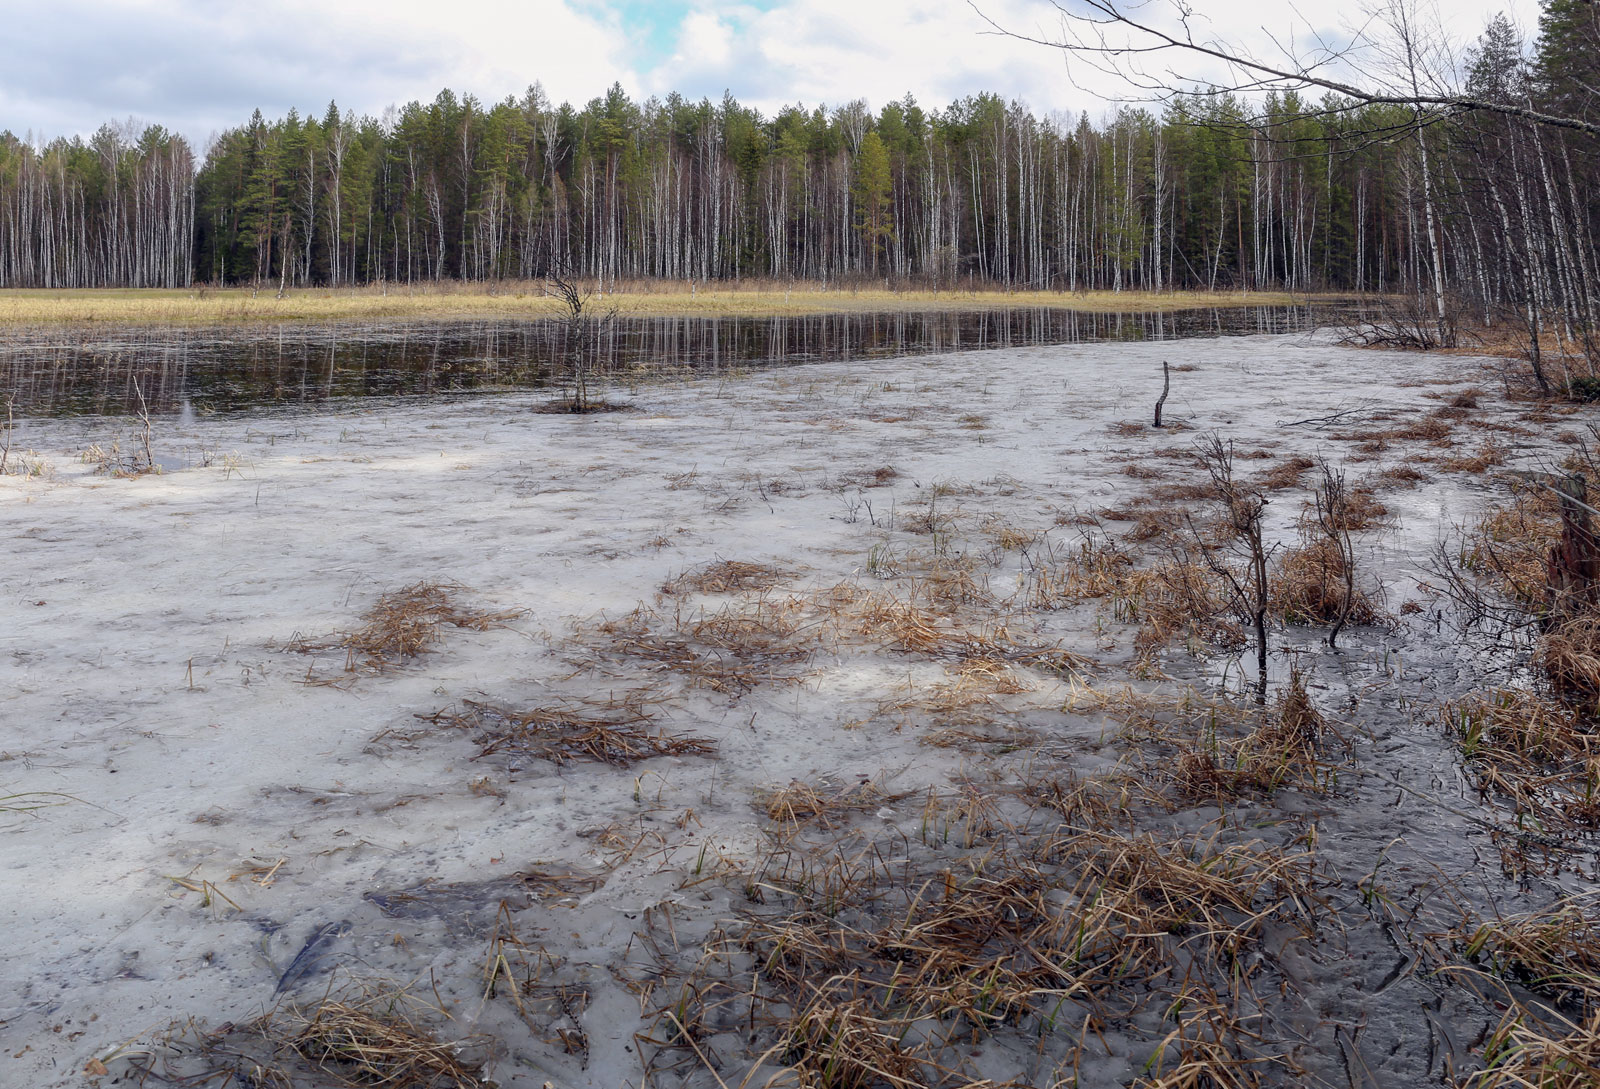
[0,283,1353,328]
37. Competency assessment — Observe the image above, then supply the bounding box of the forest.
[0,3,1593,350]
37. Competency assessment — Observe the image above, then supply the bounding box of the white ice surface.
[0,334,1553,1086]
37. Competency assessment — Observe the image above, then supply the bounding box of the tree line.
[0,1,1591,334]
[0,123,194,288]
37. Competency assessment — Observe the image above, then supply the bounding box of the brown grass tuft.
[1375,464,1430,488]
[1274,538,1386,627]
[1536,615,1600,706]
[1442,689,1600,835]
[149,985,486,1088]
[1463,487,1563,606]
[1439,440,1508,474]
[292,582,520,674]
[281,999,484,1088]
[759,779,906,830]
[1455,899,1600,1006]
[1469,1009,1600,1089]
[1254,455,1316,491]
[664,558,792,595]
[426,698,717,767]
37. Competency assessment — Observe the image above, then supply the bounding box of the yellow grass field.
[0,281,1337,327]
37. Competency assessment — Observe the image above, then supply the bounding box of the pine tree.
[852,131,894,275]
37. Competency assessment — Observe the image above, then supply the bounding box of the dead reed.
[1454,899,1600,1007]
[1441,689,1600,833]
[1274,538,1386,628]
[1253,455,1316,491]
[135,985,485,1088]
[296,581,520,674]
[852,593,1092,678]
[875,657,1037,732]
[759,779,907,831]
[279,998,483,1088]
[638,810,1312,1089]
[1535,615,1600,707]
[664,559,793,595]
[1137,672,1332,804]
[1440,440,1509,474]
[1464,502,1563,608]
[573,599,818,694]
[1468,1009,1600,1089]
[425,699,716,767]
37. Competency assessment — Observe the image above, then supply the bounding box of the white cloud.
[637,0,1539,119]
[1,0,640,143]
[0,0,1542,145]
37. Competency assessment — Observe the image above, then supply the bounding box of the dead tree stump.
[1153,360,1171,428]
[1546,472,1600,623]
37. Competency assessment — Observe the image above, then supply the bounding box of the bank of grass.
[0,279,1335,327]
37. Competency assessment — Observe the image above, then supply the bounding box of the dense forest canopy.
[0,2,1593,334]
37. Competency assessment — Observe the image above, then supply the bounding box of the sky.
[0,0,1533,149]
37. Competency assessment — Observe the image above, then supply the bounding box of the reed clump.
[852,593,1092,678]
[279,998,484,1088]
[1461,486,1562,607]
[426,698,716,767]
[132,985,485,1088]
[758,779,907,831]
[1253,455,1316,491]
[1441,689,1600,830]
[1535,615,1600,707]
[573,599,818,694]
[647,823,1308,1089]
[1143,672,1333,803]
[1273,538,1386,627]
[1469,1009,1600,1089]
[1456,899,1600,1008]
[663,559,792,595]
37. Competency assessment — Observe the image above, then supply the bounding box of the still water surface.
[1,305,1343,418]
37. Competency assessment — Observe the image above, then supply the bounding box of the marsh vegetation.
[5,317,1599,1088]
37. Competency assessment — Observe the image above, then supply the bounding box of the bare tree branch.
[971,0,1600,136]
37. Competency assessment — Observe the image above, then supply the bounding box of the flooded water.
[1,304,1343,418]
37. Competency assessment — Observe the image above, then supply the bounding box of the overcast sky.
[1,0,1532,149]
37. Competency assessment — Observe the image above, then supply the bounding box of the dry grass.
[645,819,1309,1089]
[875,657,1037,733]
[853,593,1092,679]
[0,284,1328,328]
[1274,538,1387,628]
[1442,689,1600,835]
[1463,487,1562,606]
[1024,535,1245,666]
[574,599,818,694]
[131,985,485,1088]
[1254,456,1316,491]
[277,999,483,1088]
[837,464,900,488]
[1331,487,1389,531]
[1468,1009,1600,1089]
[1439,440,1508,474]
[663,559,792,595]
[985,521,1037,552]
[1375,464,1431,488]
[1535,616,1600,707]
[294,581,520,674]
[1454,898,1600,1006]
[425,698,717,767]
[758,779,910,831]
[1147,672,1332,803]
